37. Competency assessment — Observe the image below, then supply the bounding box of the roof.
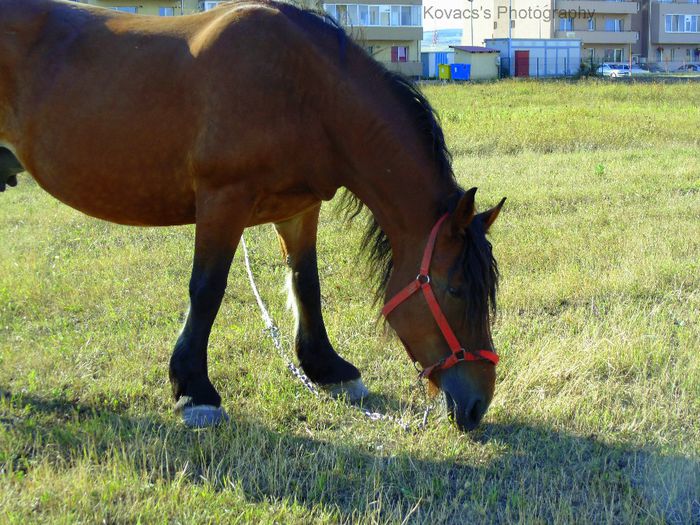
[421,46,454,54]
[450,46,500,53]
[485,38,581,43]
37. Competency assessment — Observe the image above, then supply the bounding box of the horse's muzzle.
[445,390,487,431]
[441,368,490,431]
[0,175,18,192]
[0,147,23,192]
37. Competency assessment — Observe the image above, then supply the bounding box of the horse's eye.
[447,286,462,298]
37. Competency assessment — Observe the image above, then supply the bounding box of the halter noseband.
[382,213,499,379]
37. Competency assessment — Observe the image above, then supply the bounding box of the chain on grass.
[240,235,434,432]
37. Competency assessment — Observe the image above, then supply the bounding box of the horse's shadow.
[1,389,698,523]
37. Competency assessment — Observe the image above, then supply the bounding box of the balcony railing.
[556,0,639,14]
[555,30,639,43]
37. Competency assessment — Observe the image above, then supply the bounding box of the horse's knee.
[188,273,226,313]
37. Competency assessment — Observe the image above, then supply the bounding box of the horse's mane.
[336,69,458,294]
[275,1,498,323]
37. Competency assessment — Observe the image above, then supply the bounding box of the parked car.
[643,63,668,73]
[597,63,630,78]
[628,64,652,75]
[606,64,651,76]
[675,64,700,72]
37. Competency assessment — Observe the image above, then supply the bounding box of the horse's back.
[14,1,345,225]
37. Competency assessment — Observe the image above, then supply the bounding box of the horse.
[0,0,505,431]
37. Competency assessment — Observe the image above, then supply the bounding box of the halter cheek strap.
[382,213,499,379]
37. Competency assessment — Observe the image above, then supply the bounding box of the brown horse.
[0,0,505,431]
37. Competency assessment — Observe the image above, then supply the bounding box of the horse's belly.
[250,190,326,225]
[36,168,196,226]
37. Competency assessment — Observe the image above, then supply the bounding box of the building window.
[391,45,409,62]
[380,5,390,25]
[359,4,369,24]
[588,18,595,31]
[202,1,221,11]
[111,6,137,13]
[604,18,623,32]
[324,4,421,27]
[400,5,412,26]
[391,6,400,26]
[604,48,623,62]
[333,5,359,26]
[665,14,699,33]
[559,18,574,31]
[159,7,176,16]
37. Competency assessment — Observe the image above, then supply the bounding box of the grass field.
[1,80,699,523]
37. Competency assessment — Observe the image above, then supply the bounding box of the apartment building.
[469,0,699,65]
[74,0,423,76]
[73,0,201,15]
[318,1,423,75]
[637,0,700,64]
[472,0,640,62]
[552,0,639,62]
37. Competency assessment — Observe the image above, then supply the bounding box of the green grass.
[1,79,699,523]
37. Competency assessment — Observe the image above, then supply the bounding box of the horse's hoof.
[175,397,229,428]
[321,378,369,402]
[182,405,229,428]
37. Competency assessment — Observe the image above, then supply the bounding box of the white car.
[615,64,652,76]
[597,63,630,78]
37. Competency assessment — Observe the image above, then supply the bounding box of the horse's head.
[384,188,504,431]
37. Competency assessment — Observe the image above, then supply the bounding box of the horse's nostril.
[468,398,484,424]
[458,397,485,431]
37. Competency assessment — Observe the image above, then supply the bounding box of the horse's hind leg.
[274,203,368,401]
[169,184,252,427]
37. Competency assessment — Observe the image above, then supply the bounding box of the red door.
[515,51,530,77]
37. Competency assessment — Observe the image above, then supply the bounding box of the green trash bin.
[438,64,451,80]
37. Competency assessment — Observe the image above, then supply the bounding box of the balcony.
[651,1,700,44]
[556,0,639,14]
[354,26,423,41]
[555,30,639,43]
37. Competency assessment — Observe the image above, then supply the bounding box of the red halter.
[382,213,499,379]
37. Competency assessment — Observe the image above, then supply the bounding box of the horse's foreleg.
[169,185,252,427]
[274,203,368,402]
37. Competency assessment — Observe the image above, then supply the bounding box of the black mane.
[337,70,457,296]
[278,1,498,322]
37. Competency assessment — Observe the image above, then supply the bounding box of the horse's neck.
[346,163,452,263]
[329,75,455,263]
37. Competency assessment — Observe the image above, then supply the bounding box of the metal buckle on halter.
[416,274,430,284]
[454,349,466,362]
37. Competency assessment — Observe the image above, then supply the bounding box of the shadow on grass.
[1,389,698,523]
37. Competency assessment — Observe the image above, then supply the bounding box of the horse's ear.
[451,187,477,237]
[478,197,506,232]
